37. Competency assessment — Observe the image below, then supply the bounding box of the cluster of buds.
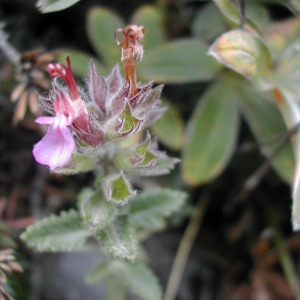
[32,25,178,203]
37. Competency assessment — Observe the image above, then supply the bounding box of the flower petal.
[35,116,55,125]
[33,122,75,170]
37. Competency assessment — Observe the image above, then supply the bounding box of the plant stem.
[164,192,209,300]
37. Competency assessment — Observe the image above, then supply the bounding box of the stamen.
[47,57,79,101]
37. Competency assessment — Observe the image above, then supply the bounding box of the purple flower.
[33,114,75,171]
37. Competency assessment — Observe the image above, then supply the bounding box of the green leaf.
[129,188,187,229]
[87,260,162,300]
[212,0,258,32]
[151,100,184,150]
[102,172,135,204]
[56,49,108,77]
[78,189,115,232]
[237,83,295,184]
[86,261,127,300]
[53,152,96,175]
[87,7,124,67]
[192,3,227,42]
[138,39,221,83]
[21,210,91,251]
[131,5,166,50]
[36,0,80,13]
[182,79,240,186]
[209,29,271,89]
[98,216,138,261]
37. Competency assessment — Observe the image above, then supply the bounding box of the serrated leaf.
[237,83,294,184]
[182,79,239,186]
[36,0,80,13]
[87,260,162,300]
[98,216,138,261]
[129,189,187,229]
[56,49,107,77]
[21,210,91,251]
[151,100,184,150]
[79,189,115,232]
[209,29,271,89]
[132,156,180,176]
[138,39,221,84]
[87,7,124,67]
[131,5,166,50]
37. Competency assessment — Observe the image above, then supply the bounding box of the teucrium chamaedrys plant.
[21,24,187,300]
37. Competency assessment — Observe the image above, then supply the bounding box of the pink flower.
[33,114,75,171]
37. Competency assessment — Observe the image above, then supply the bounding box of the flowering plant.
[21,24,186,299]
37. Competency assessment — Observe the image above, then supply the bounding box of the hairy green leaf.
[36,0,80,13]
[87,7,124,67]
[21,210,91,251]
[182,79,240,186]
[129,189,187,229]
[98,216,138,261]
[79,189,115,232]
[138,39,221,83]
[87,260,162,300]
[102,172,135,204]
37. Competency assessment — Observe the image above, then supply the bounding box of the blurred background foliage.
[2,0,300,299]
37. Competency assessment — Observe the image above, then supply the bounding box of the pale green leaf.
[86,261,127,300]
[98,216,138,261]
[36,0,80,13]
[117,261,163,300]
[212,0,258,32]
[87,7,124,67]
[237,83,295,184]
[79,189,115,232]
[102,172,135,204]
[138,39,221,83]
[182,79,239,186]
[86,260,162,300]
[131,5,166,50]
[53,152,96,175]
[21,210,91,251]
[129,189,187,229]
[192,3,227,42]
[56,49,108,77]
[209,29,271,89]
[151,100,184,150]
